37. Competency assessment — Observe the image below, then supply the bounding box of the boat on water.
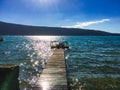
[0,36,3,41]
[51,41,69,49]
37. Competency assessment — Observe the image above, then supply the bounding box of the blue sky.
[0,0,120,33]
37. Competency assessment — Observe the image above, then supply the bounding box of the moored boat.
[0,36,3,41]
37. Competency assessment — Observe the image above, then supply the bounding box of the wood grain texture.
[34,49,68,90]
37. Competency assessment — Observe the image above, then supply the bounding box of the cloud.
[62,19,110,28]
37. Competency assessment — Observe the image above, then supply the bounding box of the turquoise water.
[65,36,120,90]
[0,36,120,90]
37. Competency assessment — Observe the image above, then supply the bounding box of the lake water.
[0,36,120,90]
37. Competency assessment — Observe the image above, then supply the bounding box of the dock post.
[0,64,19,90]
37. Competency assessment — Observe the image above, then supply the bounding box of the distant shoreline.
[0,21,120,36]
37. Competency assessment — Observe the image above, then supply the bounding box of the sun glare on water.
[26,36,60,41]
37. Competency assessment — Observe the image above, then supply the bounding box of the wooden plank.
[34,49,68,90]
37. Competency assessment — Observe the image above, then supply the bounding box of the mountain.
[0,21,120,36]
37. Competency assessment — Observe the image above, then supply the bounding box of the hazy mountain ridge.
[0,21,120,36]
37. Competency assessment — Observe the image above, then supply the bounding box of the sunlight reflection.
[32,61,39,67]
[41,81,49,90]
[20,36,63,88]
[26,36,60,41]
[25,36,62,60]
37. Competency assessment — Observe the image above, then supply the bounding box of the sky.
[0,0,120,33]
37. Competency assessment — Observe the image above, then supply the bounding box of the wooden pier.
[34,49,68,90]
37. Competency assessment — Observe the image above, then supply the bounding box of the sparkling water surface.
[0,36,120,90]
